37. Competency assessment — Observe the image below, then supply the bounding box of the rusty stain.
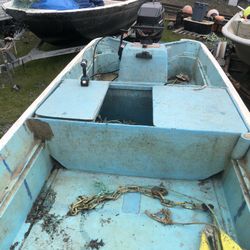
[26,119,54,141]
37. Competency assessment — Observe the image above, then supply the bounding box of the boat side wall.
[222,152,250,249]
[0,39,98,194]
[196,40,250,130]
[0,144,52,249]
[0,125,34,196]
[195,38,250,249]
[35,118,239,180]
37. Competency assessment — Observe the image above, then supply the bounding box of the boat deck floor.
[16,169,236,250]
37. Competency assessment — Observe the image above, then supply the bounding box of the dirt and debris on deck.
[25,182,66,241]
[15,169,237,249]
[86,239,105,250]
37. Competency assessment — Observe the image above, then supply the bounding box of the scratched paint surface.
[19,169,236,250]
[40,118,239,180]
[0,37,250,250]
[0,125,34,199]
[0,146,52,249]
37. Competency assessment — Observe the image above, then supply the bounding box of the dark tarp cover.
[31,0,104,9]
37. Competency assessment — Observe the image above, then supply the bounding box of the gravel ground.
[162,0,250,16]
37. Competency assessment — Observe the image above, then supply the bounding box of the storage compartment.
[167,52,207,85]
[98,88,153,126]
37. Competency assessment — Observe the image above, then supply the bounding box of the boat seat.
[152,85,247,133]
[35,79,109,121]
[118,43,168,84]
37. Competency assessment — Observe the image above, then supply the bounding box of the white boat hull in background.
[222,12,250,66]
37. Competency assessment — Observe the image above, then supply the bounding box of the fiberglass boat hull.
[0,37,250,249]
[3,0,145,45]
[222,12,250,66]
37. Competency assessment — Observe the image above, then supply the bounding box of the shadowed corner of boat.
[26,119,54,141]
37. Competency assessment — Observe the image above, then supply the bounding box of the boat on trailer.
[2,0,147,45]
[0,36,250,249]
[222,11,250,66]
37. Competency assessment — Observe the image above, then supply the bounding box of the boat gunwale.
[0,38,250,152]
[2,0,138,14]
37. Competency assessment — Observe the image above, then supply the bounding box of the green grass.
[161,21,192,42]
[161,28,186,42]
[0,54,75,138]
[14,31,40,57]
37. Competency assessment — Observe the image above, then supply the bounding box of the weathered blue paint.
[118,43,168,83]
[36,80,110,121]
[1,158,13,174]
[153,86,247,132]
[231,133,250,159]
[0,124,35,201]
[35,117,239,180]
[23,179,33,200]
[19,169,236,250]
[0,143,53,249]
[0,37,250,249]
[122,193,141,214]
[222,159,250,249]
[233,200,246,223]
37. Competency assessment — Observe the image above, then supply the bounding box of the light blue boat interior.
[0,37,250,249]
